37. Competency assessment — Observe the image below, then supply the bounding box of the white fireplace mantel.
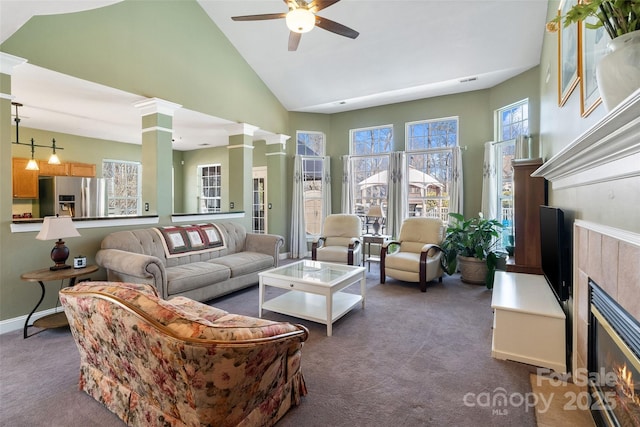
[532,89,640,189]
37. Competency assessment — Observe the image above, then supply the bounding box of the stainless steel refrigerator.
[39,176,110,218]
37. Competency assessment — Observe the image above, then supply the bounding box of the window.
[405,117,458,222]
[198,164,221,213]
[252,167,267,234]
[297,131,325,236]
[350,125,393,232]
[102,160,142,216]
[495,99,529,246]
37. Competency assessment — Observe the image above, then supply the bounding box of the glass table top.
[262,260,363,283]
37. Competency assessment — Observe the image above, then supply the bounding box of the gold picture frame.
[558,0,580,106]
[579,8,609,117]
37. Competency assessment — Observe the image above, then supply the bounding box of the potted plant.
[546,0,640,110]
[547,0,639,39]
[441,212,505,289]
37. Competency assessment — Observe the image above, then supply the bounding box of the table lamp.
[367,205,384,235]
[36,215,81,270]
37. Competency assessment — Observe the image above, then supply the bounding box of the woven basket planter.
[457,255,488,285]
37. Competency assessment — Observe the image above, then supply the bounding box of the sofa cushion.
[208,252,274,277]
[166,262,230,295]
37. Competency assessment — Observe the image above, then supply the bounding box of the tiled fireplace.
[532,90,640,425]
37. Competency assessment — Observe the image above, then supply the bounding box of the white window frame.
[405,117,458,223]
[102,159,142,216]
[349,124,393,233]
[198,164,222,213]
[494,99,529,247]
[297,131,326,237]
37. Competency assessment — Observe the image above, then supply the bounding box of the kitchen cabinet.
[69,162,96,177]
[12,158,39,199]
[38,161,69,176]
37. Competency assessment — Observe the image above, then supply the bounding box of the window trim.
[102,159,142,216]
[198,163,222,214]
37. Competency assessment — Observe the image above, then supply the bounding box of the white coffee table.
[258,260,366,336]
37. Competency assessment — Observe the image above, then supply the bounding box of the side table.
[20,265,98,338]
[362,234,390,271]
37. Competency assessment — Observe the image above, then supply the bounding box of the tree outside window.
[406,118,458,222]
[198,164,221,213]
[102,160,142,216]
[496,99,529,247]
[297,131,325,236]
[350,125,392,233]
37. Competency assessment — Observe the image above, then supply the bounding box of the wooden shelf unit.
[507,158,547,274]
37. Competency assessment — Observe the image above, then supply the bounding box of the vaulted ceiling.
[1,1,549,150]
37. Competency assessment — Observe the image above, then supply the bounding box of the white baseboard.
[0,306,65,335]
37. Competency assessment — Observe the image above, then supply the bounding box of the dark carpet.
[0,263,538,427]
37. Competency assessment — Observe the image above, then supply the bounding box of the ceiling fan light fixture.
[286,8,315,33]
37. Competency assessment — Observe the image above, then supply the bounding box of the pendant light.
[11,102,64,169]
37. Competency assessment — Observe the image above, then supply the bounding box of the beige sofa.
[60,281,308,427]
[96,222,283,302]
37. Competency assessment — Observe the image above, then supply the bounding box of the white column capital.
[264,133,290,150]
[0,52,27,75]
[133,97,182,117]
[225,122,260,137]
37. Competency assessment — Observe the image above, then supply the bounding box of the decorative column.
[225,123,258,225]
[265,133,290,242]
[133,98,181,218]
[1,53,28,221]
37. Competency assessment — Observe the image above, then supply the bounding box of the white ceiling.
[2,0,550,151]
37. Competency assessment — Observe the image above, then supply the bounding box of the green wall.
[1,0,289,135]
[4,0,635,328]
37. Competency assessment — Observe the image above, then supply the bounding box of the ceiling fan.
[231,0,359,51]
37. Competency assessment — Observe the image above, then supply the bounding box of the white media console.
[491,271,567,373]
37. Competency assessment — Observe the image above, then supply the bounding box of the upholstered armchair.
[311,214,362,265]
[60,281,308,427]
[380,217,445,292]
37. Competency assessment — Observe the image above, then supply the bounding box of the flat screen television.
[539,205,571,302]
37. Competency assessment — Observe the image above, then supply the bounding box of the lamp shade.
[286,8,315,33]
[366,205,383,218]
[36,216,81,241]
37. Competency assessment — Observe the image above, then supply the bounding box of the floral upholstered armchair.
[59,281,308,427]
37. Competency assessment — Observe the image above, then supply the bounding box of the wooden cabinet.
[33,160,96,177]
[507,158,547,274]
[12,158,39,199]
[38,161,69,176]
[69,162,96,177]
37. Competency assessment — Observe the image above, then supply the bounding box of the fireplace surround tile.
[601,235,619,297]
[577,226,589,272]
[573,222,640,378]
[617,242,640,319]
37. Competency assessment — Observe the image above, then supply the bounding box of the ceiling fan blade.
[315,16,359,39]
[288,32,302,51]
[310,0,341,13]
[231,13,287,22]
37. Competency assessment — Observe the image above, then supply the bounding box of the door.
[252,167,267,234]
